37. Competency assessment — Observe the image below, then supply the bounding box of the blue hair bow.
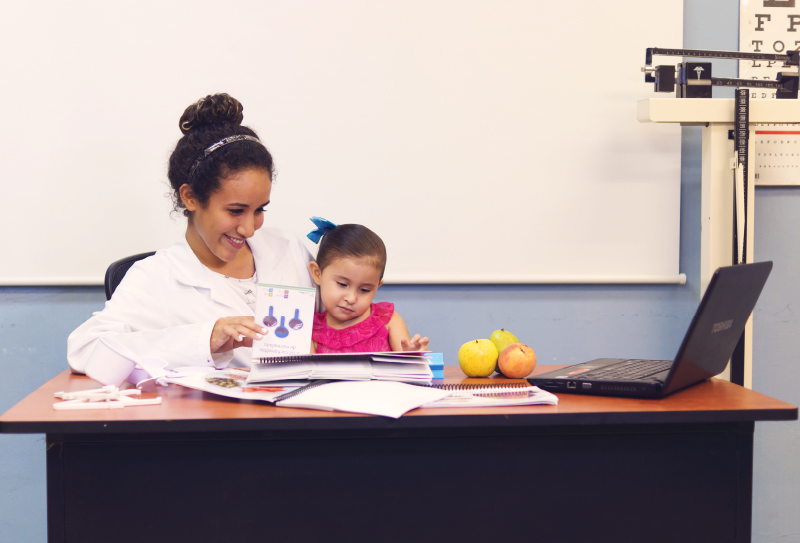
[307,216,337,244]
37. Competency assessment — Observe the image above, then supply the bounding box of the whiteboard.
[0,0,683,285]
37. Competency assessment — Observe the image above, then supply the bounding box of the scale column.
[700,122,756,386]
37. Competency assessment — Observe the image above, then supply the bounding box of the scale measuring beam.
[644,47,798,66]
[642,47,799,100]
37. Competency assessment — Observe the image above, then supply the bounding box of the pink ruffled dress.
[313,302,394,353]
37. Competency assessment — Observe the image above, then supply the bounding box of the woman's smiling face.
[181,168,272,269]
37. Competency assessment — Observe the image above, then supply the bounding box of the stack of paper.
[370,362,433,382]
[246,362,319,382]
[247,354,435,385]
[309,361,373,380]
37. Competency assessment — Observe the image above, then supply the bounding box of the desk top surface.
[1,366,796,434]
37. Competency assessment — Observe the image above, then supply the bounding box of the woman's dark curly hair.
[167,93,275,217]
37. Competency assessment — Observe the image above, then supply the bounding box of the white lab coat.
[68,227,316,383]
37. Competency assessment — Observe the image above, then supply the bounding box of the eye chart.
[740,0,800,185]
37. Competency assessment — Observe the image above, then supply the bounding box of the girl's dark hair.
[317,224,388,279]
[167,93,275,217]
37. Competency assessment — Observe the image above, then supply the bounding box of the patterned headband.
[188,135,264,179]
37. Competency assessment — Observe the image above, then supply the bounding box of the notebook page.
[276,381,450,418]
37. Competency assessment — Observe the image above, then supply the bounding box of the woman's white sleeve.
[67,266,229,380]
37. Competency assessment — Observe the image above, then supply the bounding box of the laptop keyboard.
[574,359,672,381]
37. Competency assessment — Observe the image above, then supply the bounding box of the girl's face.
[309,257,383,327]
[180,168,271,269]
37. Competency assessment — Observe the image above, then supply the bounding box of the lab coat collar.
[163,229,291,315]
[163,239,250,315]
[249,227,290,276]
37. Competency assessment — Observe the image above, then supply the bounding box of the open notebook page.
[276,380,450,418]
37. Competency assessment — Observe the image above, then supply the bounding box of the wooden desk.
[2,366,796,543]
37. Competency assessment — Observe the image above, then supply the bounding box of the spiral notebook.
[248,352,435,384]
[420,382,559,408]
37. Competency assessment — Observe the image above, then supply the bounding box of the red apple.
[497,343,537,378]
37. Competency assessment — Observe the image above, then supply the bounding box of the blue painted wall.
[2,1,798,541]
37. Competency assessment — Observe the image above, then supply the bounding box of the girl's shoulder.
[313,311,328,329]
[371,301,394,324]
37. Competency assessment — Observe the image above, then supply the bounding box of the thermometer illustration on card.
[275,316,290,338]
[263,306,278,327]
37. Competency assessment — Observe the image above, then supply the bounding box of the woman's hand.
[210,317,267,354]
[400,334,429,352]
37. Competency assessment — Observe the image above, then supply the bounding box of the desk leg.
[46,438,65,543]
[735,421,754,543]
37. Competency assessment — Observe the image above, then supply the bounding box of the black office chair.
[104,252,156,300]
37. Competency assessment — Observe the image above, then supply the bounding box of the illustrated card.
[252,283,316,358]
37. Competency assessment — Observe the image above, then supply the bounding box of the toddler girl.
[307,217,429,353]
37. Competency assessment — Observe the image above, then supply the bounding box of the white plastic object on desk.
[53,385,162,410]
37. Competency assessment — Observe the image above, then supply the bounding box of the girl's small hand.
[400,334,429,352]
[211,317,268,354]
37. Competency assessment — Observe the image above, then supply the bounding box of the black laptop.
[528,261,773,398]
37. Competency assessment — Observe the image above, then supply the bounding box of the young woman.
[68,94,315,384]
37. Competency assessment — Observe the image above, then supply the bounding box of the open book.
[166,369,303,402]
[166,371,447,417]
[167,371,558,417]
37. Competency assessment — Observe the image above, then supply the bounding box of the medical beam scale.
[642,47,799,99]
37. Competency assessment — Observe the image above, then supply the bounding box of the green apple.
[490,329,519,375]
[458,339,499,377]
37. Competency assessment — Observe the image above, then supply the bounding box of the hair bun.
[179,93,244,134]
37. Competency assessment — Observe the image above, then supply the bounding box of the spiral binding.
[431,382,529,391]
[256,353,427,364]
[257,355,314,364]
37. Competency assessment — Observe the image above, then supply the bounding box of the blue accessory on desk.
[307,216,337,244]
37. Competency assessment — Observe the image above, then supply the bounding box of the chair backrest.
[104,252,156,300]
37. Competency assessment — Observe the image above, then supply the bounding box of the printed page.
[168,370,301,402]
